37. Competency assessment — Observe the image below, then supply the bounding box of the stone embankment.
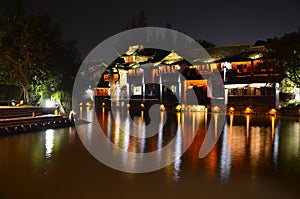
[0,106,74,136]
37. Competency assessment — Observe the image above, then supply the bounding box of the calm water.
[1,109,300,199]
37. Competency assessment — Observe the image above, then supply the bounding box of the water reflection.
[273,117,279,168]
[45,129,54,159]
[1,109,300,198]
[220,121,231,183]
[78,108,300,183]
[173,112,182,182]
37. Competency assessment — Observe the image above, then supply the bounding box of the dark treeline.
[0,0,81,112]
[121,10,216,49]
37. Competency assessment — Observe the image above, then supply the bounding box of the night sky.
[2,0,300,58]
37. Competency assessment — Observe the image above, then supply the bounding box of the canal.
[1,109,300,199]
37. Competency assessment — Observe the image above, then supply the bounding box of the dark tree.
[0,1,81,111]
[130,17,136,29]
[264,29,300,87]
[253,40,267,46]
[122,20,129,31]
[121,11,147,30]
[166,23,172,29]
[137,10,147,27]
[197,39,216,48]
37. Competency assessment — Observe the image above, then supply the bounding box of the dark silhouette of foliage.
[264,29,300,87]
[0,0,81,110]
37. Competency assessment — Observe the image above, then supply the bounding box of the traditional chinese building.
[94,44,284,113]
[206,44,282,113]
[94,45,221,111]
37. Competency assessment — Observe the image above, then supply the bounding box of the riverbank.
[0,106,74,136]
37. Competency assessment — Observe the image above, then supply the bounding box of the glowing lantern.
[175,105,182,112]
[244,107,252,114]
[269,108,277,115]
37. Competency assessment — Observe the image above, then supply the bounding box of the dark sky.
[2,0,300,58]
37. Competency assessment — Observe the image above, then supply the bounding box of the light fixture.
[244,107,252,114]
[213,106,220,113]
[45,99,55,108]
[175,105,181,112]
[269,108,277,115]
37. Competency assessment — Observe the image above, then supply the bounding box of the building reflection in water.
[221,114,280,182]
[173,112,182,182]
[219,114,232,183]
[272,116,279,168]
[79,107,300,182]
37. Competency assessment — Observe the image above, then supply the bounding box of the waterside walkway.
[0,106,73,136]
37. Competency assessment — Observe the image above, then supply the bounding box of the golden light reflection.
[271,116,275,141]
[192,112,195,136]
[113,113,120,147]
[79,106,83,119]
[208,146,218,179]
[122,115,131,170]
[68,127,76,142]
[214,113,218,138]
[230,114,234,127]
[177,112,181,126]
[246,114,250,141]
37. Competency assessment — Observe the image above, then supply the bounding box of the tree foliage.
[265,29,300,87]
[0,0,81,111]
[197,39,216,48]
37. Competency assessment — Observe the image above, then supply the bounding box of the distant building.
[206,44,283,113]
[94,44,288,113]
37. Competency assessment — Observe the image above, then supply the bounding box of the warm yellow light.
[213,106,220,113]
[127,103,130,108]
[229,107,235,113]
[269,108,277,115]
[245,107,252,114]
[86,102,91,107]
[175,105,181,112]
[160,104,165,111]
[141,103,144,108]
[79,102,83,106]
[54,109,59,115]
[102,102,105,106]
